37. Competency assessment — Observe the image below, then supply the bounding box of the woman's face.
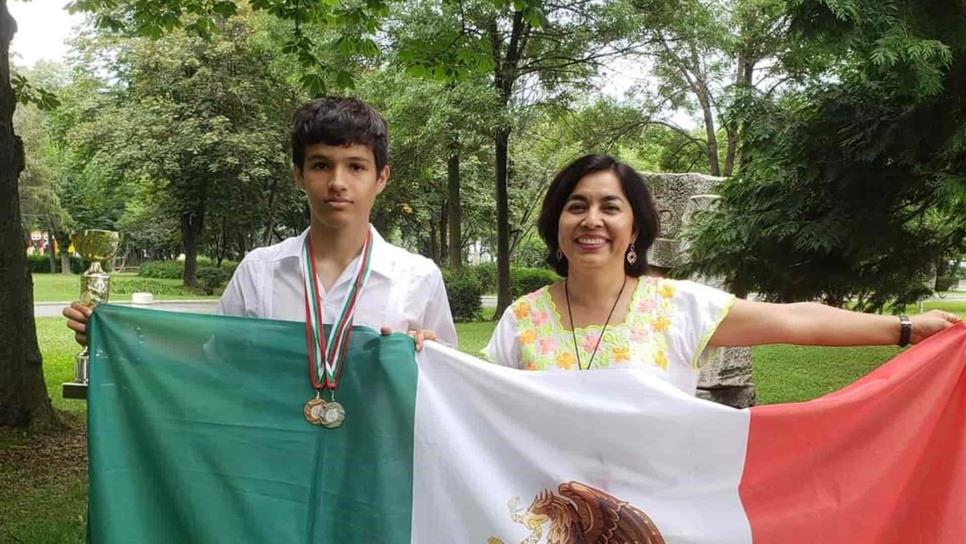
[557,170,637,275]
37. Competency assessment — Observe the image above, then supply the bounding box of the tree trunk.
[0,1,57,429]
[56,230,71,275]
[489,11,527,317]
[698,89,721,176]
[429,219,438,263]
[723,55,755,177]
[46,237,56,273]
[181,210,204,287]
[447,138,462,269]
[494,126,512,317]
[263,177,280,247]
[439,201,448,266]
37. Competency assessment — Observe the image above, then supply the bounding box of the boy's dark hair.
[538,154,660,278]
[290,96,389,171]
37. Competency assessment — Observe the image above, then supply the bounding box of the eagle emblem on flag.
[489,481,666,544]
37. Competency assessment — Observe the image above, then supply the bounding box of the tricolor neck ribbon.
[301,230,373,391]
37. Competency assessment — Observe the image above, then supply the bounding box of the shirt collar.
[289,225,392,279]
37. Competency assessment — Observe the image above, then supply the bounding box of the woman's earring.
[556,249,564,261]
[626,244,638,265]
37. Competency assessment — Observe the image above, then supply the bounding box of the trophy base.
[62,382,88,400]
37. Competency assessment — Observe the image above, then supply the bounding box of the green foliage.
[11,72,60,110]
[512,235,550,269]
[139,258,236,281]
[358,68,497,260]
[467,263,498,294]
[111,277,193,296]
[936,276,958,292]
[685,1,966,310]
[196,267,230,295]
[510,267,559,299]
[69,0,385,94]
[441,269,484,322]
[465,263,557,297]
[55,10,307,269]
[139,260,184,279]
[25,254,83,274]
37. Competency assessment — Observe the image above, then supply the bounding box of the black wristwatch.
[898,315,912,347]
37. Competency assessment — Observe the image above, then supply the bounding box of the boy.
[66,96,457,349]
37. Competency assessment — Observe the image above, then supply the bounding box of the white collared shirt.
[217,226,458,347]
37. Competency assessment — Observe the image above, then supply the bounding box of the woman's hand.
[380,327,438,351]
[909,310,961,344]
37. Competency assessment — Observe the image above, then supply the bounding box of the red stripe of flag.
[740,323,966,543]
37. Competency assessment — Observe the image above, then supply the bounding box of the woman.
[484,154,960,395]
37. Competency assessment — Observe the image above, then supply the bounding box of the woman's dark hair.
[538,154,660,277]
[290,96,389,171]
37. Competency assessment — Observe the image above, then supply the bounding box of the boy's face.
[294,142,389,230]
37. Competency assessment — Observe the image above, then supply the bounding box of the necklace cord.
[565,274,628,370]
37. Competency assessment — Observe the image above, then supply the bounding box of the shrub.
[221,260,240,279]
[139,260,183,279]
[111,278,190,296]
[26,254,84,273]
[510,267,559,299]
[442,269,484,322]
[197,267,230,295]
[936,276,959,292]
[27,254,52,273]
[468,262,497,294]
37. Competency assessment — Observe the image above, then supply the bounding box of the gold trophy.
[63,229,121,400]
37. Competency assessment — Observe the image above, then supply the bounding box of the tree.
[593,0,793,177]
[0,1,57,428]
[685,0,966,310]
[67,12,300,285]
[395,0,631,314]
[1,0,385,428]
[357,67,496,266]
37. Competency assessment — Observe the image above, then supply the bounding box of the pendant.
[304,395,326,425]
[320,401,345,429]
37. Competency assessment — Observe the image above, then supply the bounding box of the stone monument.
[643,173,757,408]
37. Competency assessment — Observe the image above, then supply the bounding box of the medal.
[301,230,373,428]
[303,391,326,425]
[320,400,345,428]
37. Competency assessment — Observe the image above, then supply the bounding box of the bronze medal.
[303,396,326,425]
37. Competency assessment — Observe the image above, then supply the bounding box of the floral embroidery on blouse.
[510,277,677,372]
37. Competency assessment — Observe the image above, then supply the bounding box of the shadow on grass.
[0,411,87,543]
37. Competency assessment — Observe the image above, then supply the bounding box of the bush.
[139,260,183,279]
[27,254,52,273]
[510,267,560,299]
[442,269,484,322]
[111,278,191,296]
[221,260,240,279]
[140,258,238,281]
[466,262,497,294]
[26,254,84,273]
[197,267,230,295]
[936,276,959,292]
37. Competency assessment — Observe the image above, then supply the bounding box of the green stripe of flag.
[88,304,418,544]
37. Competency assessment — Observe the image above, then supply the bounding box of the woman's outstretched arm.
[709,299,961,347]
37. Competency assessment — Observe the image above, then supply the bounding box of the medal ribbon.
[301,230,373,391]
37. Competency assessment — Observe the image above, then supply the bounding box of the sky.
[8,1,84,68]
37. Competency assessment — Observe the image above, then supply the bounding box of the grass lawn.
[2,300,963,543]
[32,272,221,303]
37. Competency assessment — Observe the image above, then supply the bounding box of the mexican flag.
[87,305,966,543]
